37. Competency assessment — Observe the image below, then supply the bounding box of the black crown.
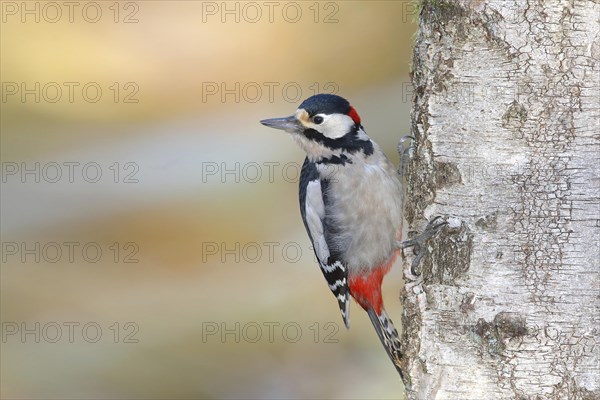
[298,94,350,117]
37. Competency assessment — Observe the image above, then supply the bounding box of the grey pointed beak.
[260,115,301,133]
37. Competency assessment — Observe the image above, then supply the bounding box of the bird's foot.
[397,135,415,153]
[398,135,415,179]
[397,216,446,277]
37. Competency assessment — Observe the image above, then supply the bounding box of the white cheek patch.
[297,110,356,139]
[319,114,356,139]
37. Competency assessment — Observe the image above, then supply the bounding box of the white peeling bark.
[401,1,600,399]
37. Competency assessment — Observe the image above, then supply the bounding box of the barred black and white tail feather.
[319,259,350,328]
[367,308,404,379]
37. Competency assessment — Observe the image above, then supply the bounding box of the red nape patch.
[347,106,361,124]
[348,251,398,314]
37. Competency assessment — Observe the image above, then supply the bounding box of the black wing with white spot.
[299,157,350,328]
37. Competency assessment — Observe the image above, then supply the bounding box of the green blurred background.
[1,1,417,398]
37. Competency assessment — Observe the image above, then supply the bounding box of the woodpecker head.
[260,94,374,162]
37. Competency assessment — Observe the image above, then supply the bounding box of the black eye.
[313,116,324,124]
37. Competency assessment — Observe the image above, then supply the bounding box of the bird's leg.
[397,216,446,278]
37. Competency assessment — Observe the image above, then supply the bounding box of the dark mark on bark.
[475,212,498,230]
[471,312,528,356]
[502,101,528,130]
[435,161,462,189]
[460,292,477,314]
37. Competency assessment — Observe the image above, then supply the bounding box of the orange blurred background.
[1,1,417,398]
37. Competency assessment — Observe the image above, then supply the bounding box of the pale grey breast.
[318,150,402,273]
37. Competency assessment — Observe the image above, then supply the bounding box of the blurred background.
[1,1,417,399]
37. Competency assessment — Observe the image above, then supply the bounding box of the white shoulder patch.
[305,180,330,262]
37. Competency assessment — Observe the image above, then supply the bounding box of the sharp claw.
[404,261,420,283]
[398,216,446,276]
[398,135,415,148]
[402,140,416,155]
[429,221,448,233]
[428,215,443,225]
[410,252,424,276]
[434,222,447,230]
[398,217,446,250]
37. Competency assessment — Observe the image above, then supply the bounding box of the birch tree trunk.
[401,1,600,399]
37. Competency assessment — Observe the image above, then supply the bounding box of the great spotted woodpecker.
[261,94,433,380]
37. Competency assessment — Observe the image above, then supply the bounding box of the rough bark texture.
[401,0,600,399]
